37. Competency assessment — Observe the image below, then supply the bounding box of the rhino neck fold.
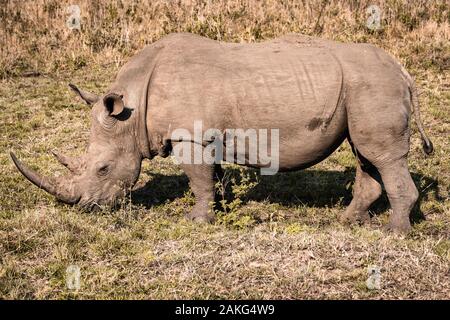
[137,83,151,159]
[137,59,158,159]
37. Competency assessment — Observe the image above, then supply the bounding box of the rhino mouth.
[78,199,100,212]
[78,196,122,212]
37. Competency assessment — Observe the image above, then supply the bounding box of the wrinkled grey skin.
[11,33,433,233]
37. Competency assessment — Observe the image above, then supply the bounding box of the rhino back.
[149,34,343,131]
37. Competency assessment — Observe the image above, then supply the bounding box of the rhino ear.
[103,93,124,116]
[69,83,99,105]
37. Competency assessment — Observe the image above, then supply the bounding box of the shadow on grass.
[131,166,439,225]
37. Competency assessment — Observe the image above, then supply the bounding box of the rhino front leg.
[180,162,217,223]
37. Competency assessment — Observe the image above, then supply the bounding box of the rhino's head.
[11,84,147,210]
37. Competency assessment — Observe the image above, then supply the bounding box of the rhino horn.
[51,151,84,175]
[10,152,80,204]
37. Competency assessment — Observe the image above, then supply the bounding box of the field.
[0,0,449,299]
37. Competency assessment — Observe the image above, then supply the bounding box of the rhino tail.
[401,67,434,155]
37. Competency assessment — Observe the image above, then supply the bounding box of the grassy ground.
[0,0,449,299]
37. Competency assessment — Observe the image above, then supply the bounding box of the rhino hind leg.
[377,158,418,234]
[346,86,419,233]
[348,143,418,234]
[340,151,382,225]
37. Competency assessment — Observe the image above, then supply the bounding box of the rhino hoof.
[382,221,412,235]
[339,210,371,226]
[186,210,215,224]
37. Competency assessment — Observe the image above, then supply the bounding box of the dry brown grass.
[1,0,448,77]
[0,0,449,299]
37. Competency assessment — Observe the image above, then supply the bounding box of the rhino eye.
[97,164,110,176]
